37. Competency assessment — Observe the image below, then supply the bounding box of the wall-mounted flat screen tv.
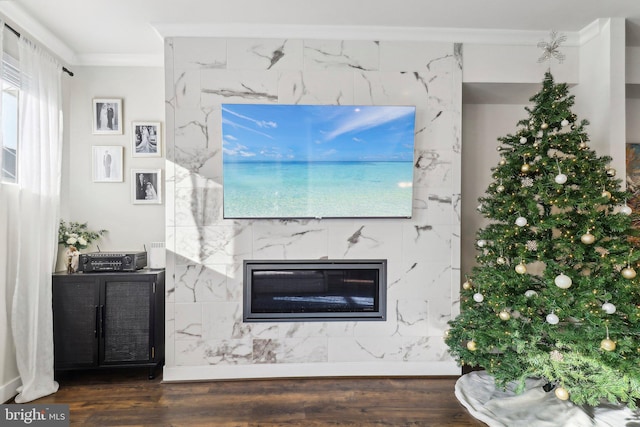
[221,104,416,219]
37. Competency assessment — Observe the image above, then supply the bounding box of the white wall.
[60,66,165,268]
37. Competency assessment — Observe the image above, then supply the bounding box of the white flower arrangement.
[58,220,107,250]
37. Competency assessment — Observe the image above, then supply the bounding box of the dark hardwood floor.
[22,369,485,426]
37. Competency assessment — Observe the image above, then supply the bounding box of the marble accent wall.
[163,37,462,380]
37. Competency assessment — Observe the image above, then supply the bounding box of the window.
[1,53,19,184]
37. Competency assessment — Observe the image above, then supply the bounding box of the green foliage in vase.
[445,72,640,408]
[58,220,107,250]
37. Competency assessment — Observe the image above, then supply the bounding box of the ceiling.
[2,0,640,67]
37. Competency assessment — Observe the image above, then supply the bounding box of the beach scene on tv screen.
[221,104,416,219]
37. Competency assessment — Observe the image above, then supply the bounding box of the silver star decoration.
[537,31,567,64]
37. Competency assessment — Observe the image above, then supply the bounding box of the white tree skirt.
[455,371,640,427]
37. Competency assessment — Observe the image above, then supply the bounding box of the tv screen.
[221,104,416,219]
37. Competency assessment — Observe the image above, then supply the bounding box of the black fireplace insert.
[243,259,387,322]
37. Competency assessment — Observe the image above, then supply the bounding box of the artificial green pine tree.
[445,71,640,407]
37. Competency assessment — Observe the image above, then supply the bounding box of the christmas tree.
[445,70,640,407]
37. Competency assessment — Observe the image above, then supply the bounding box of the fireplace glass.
[243,260,386,322]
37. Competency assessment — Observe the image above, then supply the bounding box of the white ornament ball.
[519,136,527,144]
[498,311,511,321]
[546,313,559,325]
[602,303,616,314]
[579,141,587,149]
[515,263,527,275]
[555,387,570,401]
[561,119,570,127]
[473,293,484,303]
[554,174,567,184]
[622,267,637,279]
[524,290,538,298]
[515,216,528,227]
[620,205,632,215]
[477,239,487,248]
[496,185,505,193]
[580,233,595,245]
[496,256,506,265]
[554,273,573,289]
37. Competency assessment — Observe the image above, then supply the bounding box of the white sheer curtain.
[9,35,63,403]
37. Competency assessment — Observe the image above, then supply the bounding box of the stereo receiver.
[79,251,147,272]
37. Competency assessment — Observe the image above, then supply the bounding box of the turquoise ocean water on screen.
[223,161,414,218]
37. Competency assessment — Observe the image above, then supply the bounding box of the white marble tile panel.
[394,298,429,337]
[200,69,279,106]
[174,303,202,341]
[353,72,433,109]
[173,69,202,109]
[227,39,303,70]
[326,222,405,261]
[172,37,227,70]
[202,301,240,340]
[252,221,329,259]
[174,224,253,265]
[174,106,219,152]
[202,339,254,365]
[401,336,431,361]
[174,186,224,227]
[413,149,453,190]
[165,302,175,365]
[328,336,403,362]
[304,40,379,71]
[278,71,355,105]
[174,264,228,303]
[253,337,328,363]
[379,41,453,72]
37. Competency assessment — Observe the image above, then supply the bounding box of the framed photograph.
[132,121,161,157]
[132,168,162,204]
[92,98,122,134]
[92,146,123,182]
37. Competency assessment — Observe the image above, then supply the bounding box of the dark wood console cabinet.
[52,269,165,379]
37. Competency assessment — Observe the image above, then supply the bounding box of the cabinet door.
[101,279,152,364]
[52,276,101,368]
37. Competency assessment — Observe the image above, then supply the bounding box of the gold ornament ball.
[555,387,570,401]
[499,158,506,166]
[462,280,472,290]
[515,263,527,274]
[579,142,587,149]
[600,338,616,351]
[541,122,549,130]
[602,190,612,199]
[496,256,506,265]
[466,341,477,351]
[521,163,530,173]
[498,311,511,321]
[622,267,637,279]
[580,233,595,245]
[496,185,505,193]
[607,168,616,177]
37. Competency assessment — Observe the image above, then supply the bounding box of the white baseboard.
[162,361,461,382]
[0,376,20,403]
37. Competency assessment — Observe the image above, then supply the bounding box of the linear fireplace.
[243,259,387,322]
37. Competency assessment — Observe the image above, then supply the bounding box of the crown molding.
[0,2,77,65]
[152,22,582,46]
[75,53,163,67]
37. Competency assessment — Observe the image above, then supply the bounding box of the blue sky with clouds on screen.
[221,104,416,163]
